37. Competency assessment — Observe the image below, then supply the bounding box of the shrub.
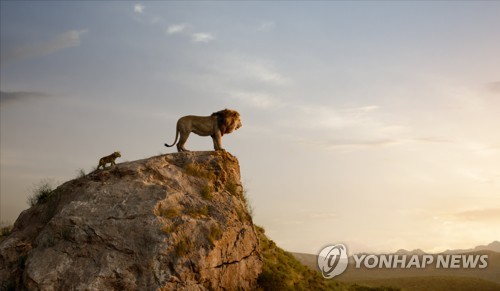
[242,188,254,218]
[225,180,240,196]
[200,184,214,200]
[185,205,209,218]
[208,224,222,245]
[0,225,12,238]
[76,168,86,178]
[27,181,55,207]
[174,237,192,257]
[161,207,179,219]
[161,224,177,234]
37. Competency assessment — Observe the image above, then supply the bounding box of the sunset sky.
[1,1,499,254]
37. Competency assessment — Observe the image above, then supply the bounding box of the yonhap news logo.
[317,244,349,279]
[318,243,489,279]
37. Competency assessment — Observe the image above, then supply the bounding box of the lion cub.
[97,151,121,170]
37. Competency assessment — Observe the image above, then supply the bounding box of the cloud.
[191,33,215,43]
[306,212,338,220]
[321,139,403,150]
[292,104,382,130]
[167,23,188,35]
[229,91,281,109]
[0,91,51,104]
[411,137,455,144]
[314,136,460,151]
[134,4,145,13]
[270,103,417,151]
[218,56,288,85]
[342,105,380,113]
[131,4,166,25]
[453,208,500,222]
[1,30,88,64]
[245,62,288,85]
[165,23,214,44]
[455,168,497,184]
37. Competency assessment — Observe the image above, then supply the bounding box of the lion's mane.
[211,109,241,136]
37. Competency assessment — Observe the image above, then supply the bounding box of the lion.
[97,151,121,169]
[164,109,242,152]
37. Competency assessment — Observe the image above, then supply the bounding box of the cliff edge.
[0,151,261,290]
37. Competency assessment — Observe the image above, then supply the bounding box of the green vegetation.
[255,225,397,291]
[27,181,55,207]
[338,251,500,290]
[226,180,254,218]
[24,180,64,225]
[352,276,500,291]
[1,225,12,237]
[256,225,342,290]
[242,188,254,218]
[0,225,13,243]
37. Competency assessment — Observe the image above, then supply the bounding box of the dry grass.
[161,224,178,234]
[225,180,240,196]
[185,163,216,180]
[208,224,222,245]
[174,237,192,257]
[200,184,214,200]
[185,205,209,218]
[158,206,179,219]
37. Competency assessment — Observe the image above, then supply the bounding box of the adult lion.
[164,109,242,152]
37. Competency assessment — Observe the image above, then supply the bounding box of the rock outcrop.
[0,151,262,290]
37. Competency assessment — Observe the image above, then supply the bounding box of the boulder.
[0,151,261,290]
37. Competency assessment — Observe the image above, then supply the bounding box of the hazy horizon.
[1,1,499,255]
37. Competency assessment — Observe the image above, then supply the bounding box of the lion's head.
[212,109,242,136]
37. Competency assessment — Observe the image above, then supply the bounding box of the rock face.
[0,151,262,290]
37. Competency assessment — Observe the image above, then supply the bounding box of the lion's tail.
[164,125,179,148]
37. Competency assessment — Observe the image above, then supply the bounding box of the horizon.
[1,1,499,255]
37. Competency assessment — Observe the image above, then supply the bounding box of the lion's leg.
[211,135,218,151]
[178,132,190,152]
[211,135,217,150]
[212,133,223,151]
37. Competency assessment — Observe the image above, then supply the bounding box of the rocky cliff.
[0,151,262,290]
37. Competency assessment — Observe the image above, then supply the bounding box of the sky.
[1,1,499,255]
